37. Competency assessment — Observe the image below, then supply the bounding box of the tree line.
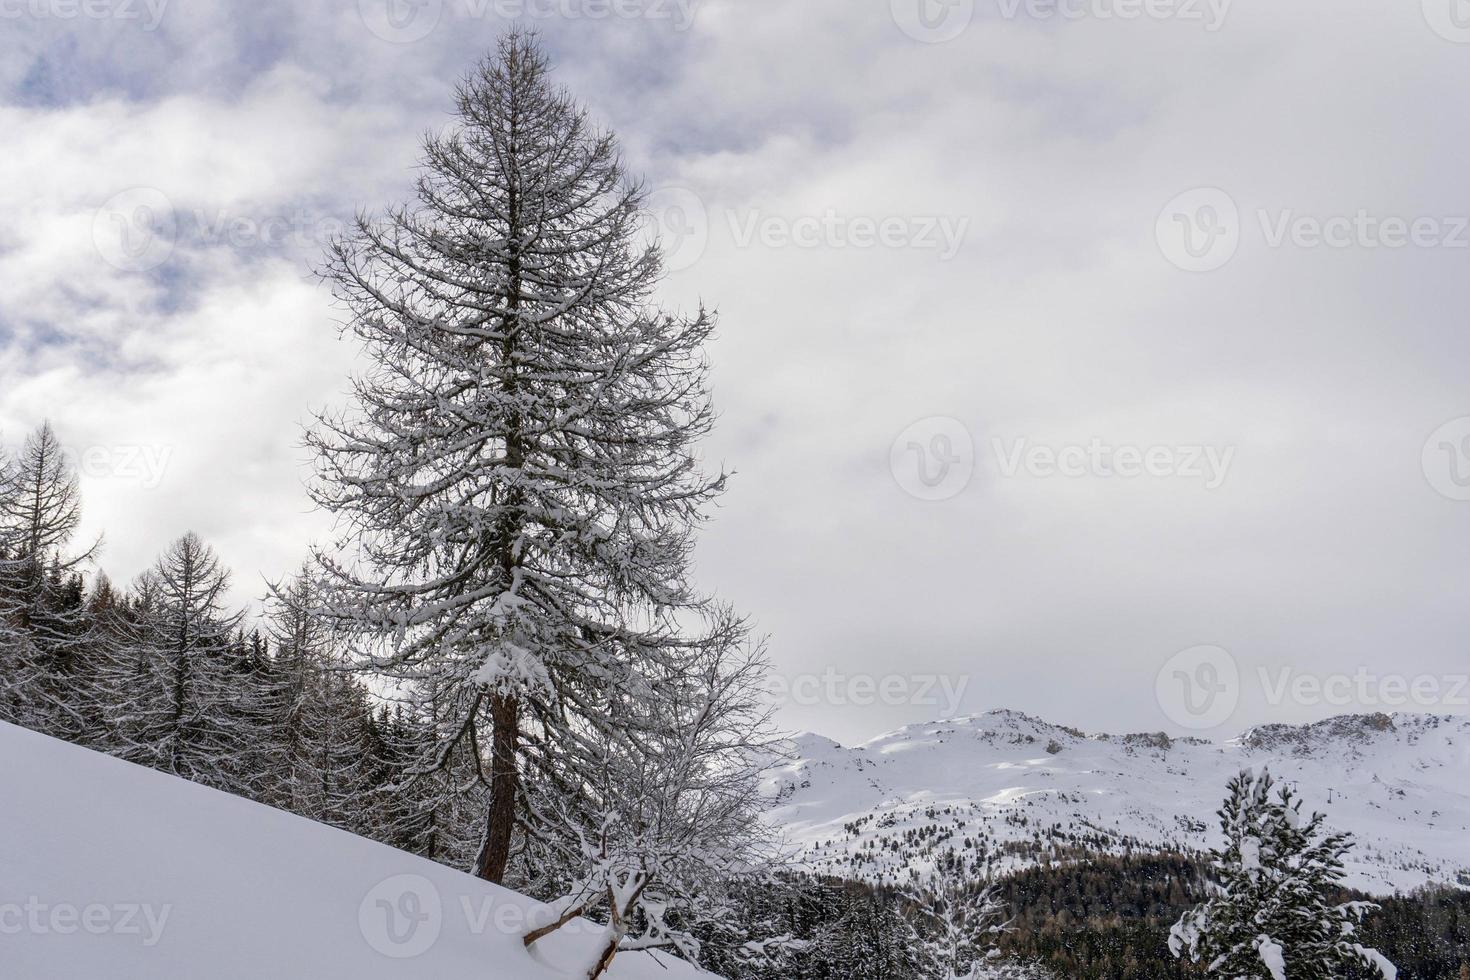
[0,421,487,863]
[0,418,1060,980]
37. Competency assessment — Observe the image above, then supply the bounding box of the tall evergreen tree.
[308,32,742,884]
[261,568,377,825]
[823,889,927,980]
[1169,769,1398,980]
[0,422,102,741]
[109,533,251,793]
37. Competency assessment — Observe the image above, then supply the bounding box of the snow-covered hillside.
[763,710,1470,895]
[0,721,716,980]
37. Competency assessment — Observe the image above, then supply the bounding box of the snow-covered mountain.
[762,709,1470,896]
[0,721,715,980]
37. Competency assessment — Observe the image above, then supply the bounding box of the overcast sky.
[3,0,1469,745]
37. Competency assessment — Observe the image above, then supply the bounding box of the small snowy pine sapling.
[1169,768,1398,980]
[908,873,1014,980]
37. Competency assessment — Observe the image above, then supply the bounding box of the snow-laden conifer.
[109,532,251,792]
[1170,768,1398,980]
[307,31,740,884]
[0,423,102,740]
[261,568,378,825]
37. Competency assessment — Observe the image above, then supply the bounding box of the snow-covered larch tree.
[261,567,376,825]
[1169,768,1397,980]
[0,422,101,738]
[307,31,744,885]
[109,532,249,792]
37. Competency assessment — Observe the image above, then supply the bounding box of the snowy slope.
[0,721,717,980]
[762,710,1470,895]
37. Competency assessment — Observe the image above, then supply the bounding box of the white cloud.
[3,0,1469,743]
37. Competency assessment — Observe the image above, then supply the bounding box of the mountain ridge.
[762,708,1470,895]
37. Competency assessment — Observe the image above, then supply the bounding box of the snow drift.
[0,720,717,980]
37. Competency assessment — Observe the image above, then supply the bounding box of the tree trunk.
[474,60,526,888]
[474,693,520,882]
